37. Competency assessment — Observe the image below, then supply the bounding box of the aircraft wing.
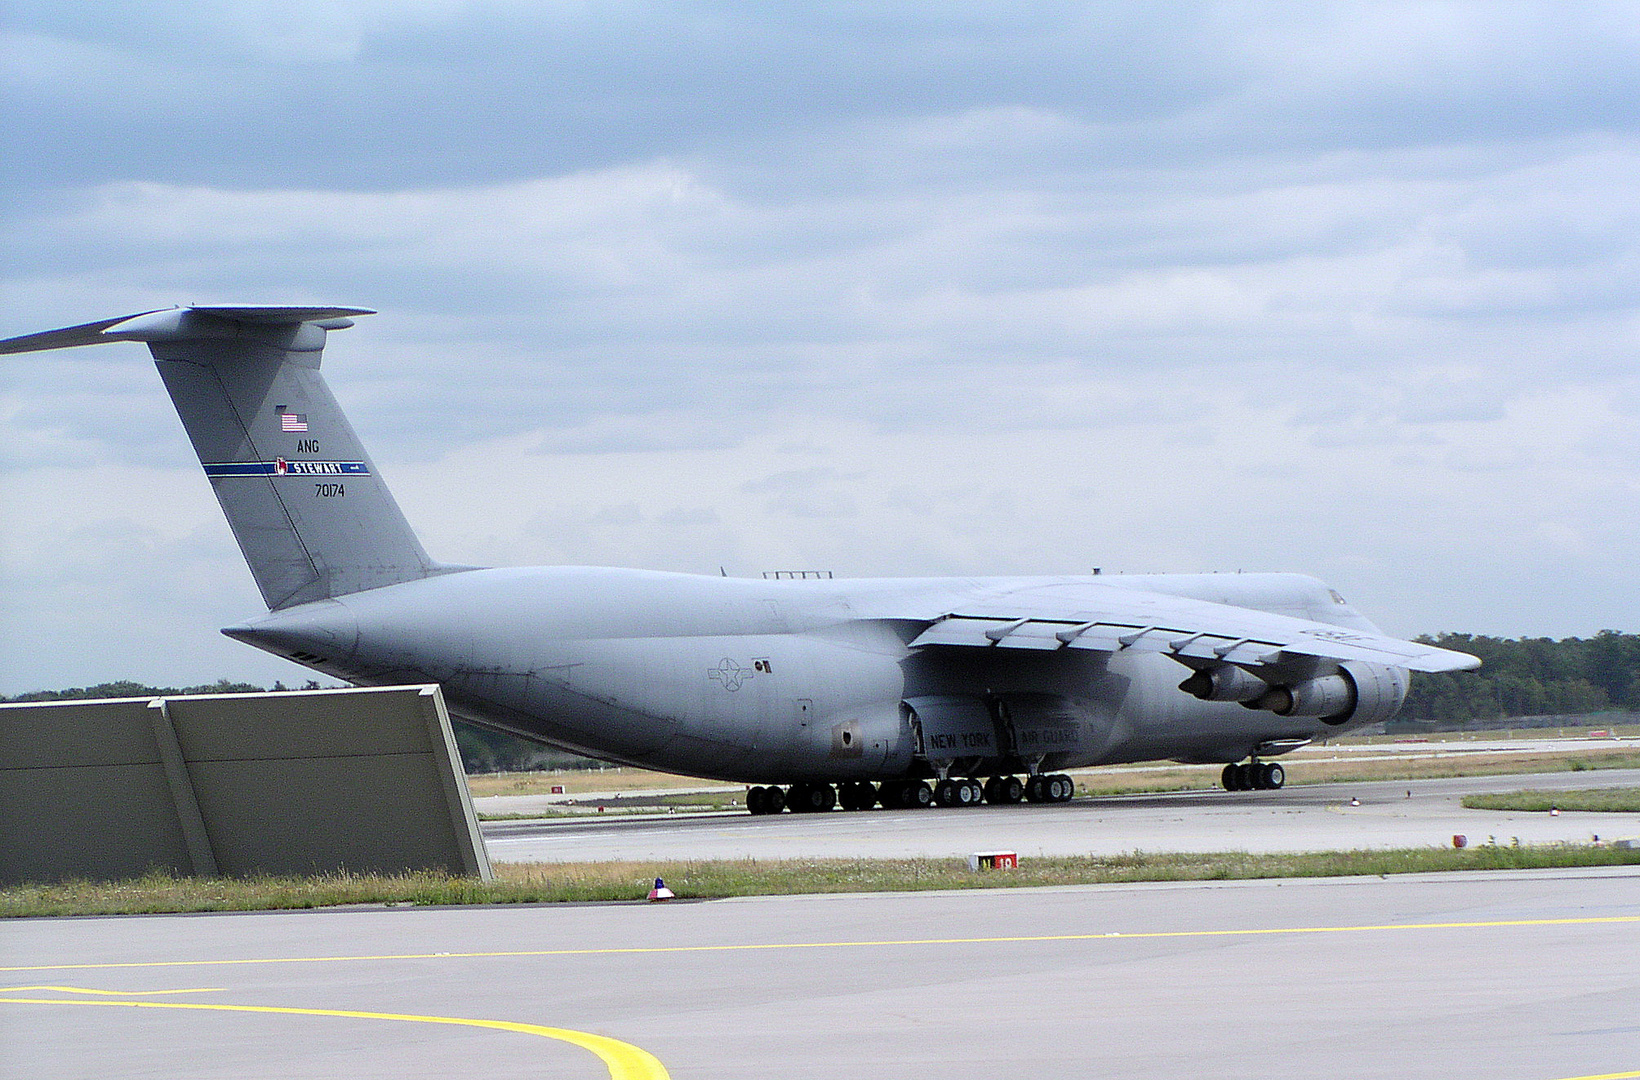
[898,582,1479,673]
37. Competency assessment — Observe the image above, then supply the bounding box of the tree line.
[1402,630,1640,723]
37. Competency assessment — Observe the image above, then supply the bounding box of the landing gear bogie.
[1221,761,1285,791]
[746,784,788,814]
[878,780,934,809]
[983,775,1025,804]
[786,781,837,813]
[1024,773,1074,803]
[934,778,985,807]
[837,780,877,811]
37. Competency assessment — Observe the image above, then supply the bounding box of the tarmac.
[4,768,1638,1079]
[4,867,1637,1078]
[481,769,1640,863]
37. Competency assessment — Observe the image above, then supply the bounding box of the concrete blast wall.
[0,685,491,885]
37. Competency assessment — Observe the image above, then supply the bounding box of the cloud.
[3,3,1639,690]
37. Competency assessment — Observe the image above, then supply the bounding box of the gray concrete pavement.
[4,867,1637,1079]
[482,770,1640,863]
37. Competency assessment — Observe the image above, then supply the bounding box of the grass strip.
[5,845,1638,919]
[1462,787,1640,813]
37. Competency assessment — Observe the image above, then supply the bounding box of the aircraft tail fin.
[2,306,462,610]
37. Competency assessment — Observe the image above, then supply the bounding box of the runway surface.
[483,769,1640,864]
[4,867,1637,1079]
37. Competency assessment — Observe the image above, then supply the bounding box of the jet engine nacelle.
[1179,665,1269,703]
[1253,661,1407,728]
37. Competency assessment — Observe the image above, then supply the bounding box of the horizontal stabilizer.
[0,306,374,355]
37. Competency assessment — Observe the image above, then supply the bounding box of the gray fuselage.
[226,567,1401,784]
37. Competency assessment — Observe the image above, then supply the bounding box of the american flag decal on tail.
[281,412,309,432]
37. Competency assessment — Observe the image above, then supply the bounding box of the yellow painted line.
[0,990,668,1080]
[3,914,1635,974]
[0,987,1621,1080]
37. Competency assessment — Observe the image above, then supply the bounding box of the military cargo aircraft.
[3,306,1479,812]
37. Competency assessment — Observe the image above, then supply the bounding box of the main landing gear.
[934,778,983,806]
[745,773,1075,813]
[745,785,786,814]
[1221,760,1284,791]
[1024,774,1075,803]
[880,780,935,809]
[983,775,1025,804]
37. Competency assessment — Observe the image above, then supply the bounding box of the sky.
[2,2,1637,694]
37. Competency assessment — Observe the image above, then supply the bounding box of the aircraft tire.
[1024,775,1047,803]
[910,781,934,808]
[934,780,954,807]
[765,785,786,813]
[1262,763,1284,789]
[999,775,1024,803]
[955,780,980,806]
[747,786,768,815]
[789,783,835,813]
[1221,764,1239,791]
[1049,775,1074,802]
[983,776,1002,803]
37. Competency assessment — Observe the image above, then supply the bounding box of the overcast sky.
[2,2,1637,694]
